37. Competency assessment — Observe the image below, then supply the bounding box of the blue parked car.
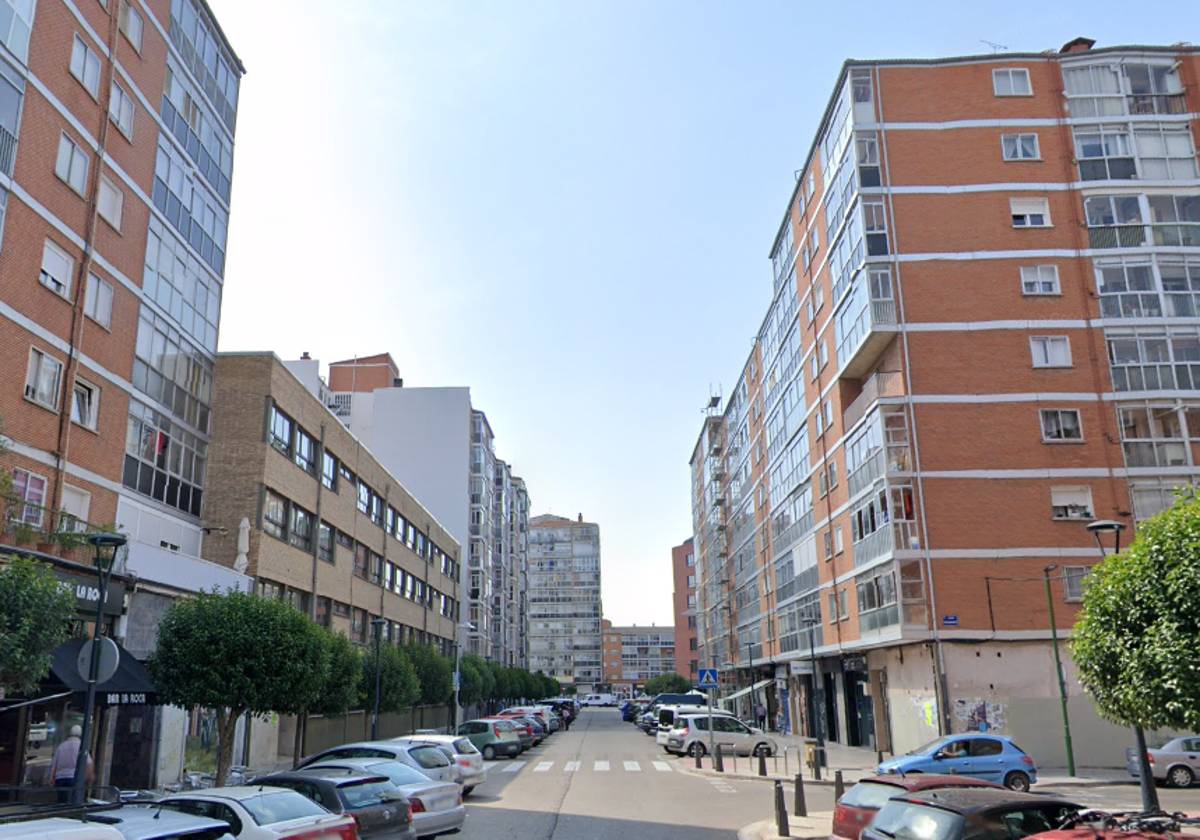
[877,734,1037,792]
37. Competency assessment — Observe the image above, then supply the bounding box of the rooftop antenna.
[980,39,1008,53]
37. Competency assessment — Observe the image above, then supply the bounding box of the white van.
[581,693,615,707]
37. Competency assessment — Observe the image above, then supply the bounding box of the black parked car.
[861,788,1080,840]
[254,767,416,840]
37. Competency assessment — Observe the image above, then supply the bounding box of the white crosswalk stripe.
[502,761,526,773]
[534,762,554,772]
[594,761,610,771]
[652,761,672,772]
[564,761,581,772]
[623,761,640,772]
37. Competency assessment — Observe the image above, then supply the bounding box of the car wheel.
[753,744,773,758]
[1004,771,1031,792]
[483,745,496,761]
[1168,765,1195,788]
[688,742,707,758]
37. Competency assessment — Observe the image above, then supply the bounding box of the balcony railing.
[845,370,904,430]
[1128,93,1187,116]
[1089,223,1200,250]
[0,124,15,177]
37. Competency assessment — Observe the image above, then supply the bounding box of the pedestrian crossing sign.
[697,669,719,689]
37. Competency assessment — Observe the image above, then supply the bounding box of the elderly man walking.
[48,725,93,802]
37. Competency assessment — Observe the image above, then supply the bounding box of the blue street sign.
[697,669,719,690]
[942,615,959,627]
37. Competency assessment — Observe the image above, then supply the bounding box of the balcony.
[1088,223,1200,250]
[844,370,904,430]
[839,300,899,379]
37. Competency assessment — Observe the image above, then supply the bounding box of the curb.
[685,764,1127,790]
[738,813,834,840]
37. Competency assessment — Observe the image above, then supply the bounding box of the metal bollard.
[876,749,884,766]
[812,747,822,782]
[834,769,845,801]
[793,773,808,818]
[714,743,724,773]
[775,779,791,838]
[758,749,768,777]
[695,747,702,770]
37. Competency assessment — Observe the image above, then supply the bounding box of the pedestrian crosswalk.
[497,758,677,774]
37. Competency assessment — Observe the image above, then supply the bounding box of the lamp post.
[370,618,388,740]
[804,617,825,779]
[453,622,476,734]
[746,642,757,723]
[1042,565,1075,777]
[73,532,127,805]
[1085,519,1159,812]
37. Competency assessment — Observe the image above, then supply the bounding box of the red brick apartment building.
[0,0,245,790]
[690,38,1200,767]
[601,621,676,698]
[671,538,699,680]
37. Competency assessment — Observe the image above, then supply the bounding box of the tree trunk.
[292,714,306,768]
[214,707,243,787]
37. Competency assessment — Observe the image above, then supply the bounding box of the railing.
[1128,93,1187,115]
[871,299,897,325]
[0,123,15,177]
[844,370,904,430]
[848,450,885,498]
[1089,223,1200,250]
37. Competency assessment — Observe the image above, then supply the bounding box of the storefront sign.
[843,654,867,672]
[788,661,813,675]
[104,692,150,706]
[56,571,126,616]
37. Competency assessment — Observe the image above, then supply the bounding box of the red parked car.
[833,773,1004,840]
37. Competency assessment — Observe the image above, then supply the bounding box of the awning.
[718,679,773,707]
[48,638,158,706]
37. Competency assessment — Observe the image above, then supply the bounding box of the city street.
[458,708,836,840]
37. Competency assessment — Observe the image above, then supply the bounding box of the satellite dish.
[77,637,120,685]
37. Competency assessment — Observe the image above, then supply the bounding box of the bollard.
[714,743,724,773]
[775,779,791,838]
[758,749,768,777]
[694,747,702,770]
[834,769,845,801]
[876,749,884,766]
[812,747,822,782]
[793,772,808,818]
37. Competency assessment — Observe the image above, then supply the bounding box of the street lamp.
[1085,519,1159,812]
[73,532,127,805]
[1042,565,1075,777]
[453,622,476,734]
[370,618,388,740]
[746,642,757,723]
[803,616,825,780]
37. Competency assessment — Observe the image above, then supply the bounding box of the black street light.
[1042,565,1075,777]
[1085,519,1159,812]
[746,642,757,719]
[73,532,127,805]
[370,618,388,740]
[803,616,825,779]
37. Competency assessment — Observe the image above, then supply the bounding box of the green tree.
[148,590,330,785]
[311,632,362,717]
[463,654,492,706]
[406,641,453,707]
[361,642,419,713]
[643,674,693,696]
[1072,492,1200,732]
[0,557,75,696]
[458,655,484,707]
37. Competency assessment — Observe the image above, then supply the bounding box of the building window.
[40,240,73,297]
[71,379,99,430]
[55,134,88,195]
[1040,409,1082,442]
[1030,336,1071,368]
[294,428,316,475]
[993,68,1032,96]
[318,522,333,563]
[11,468,47,527]
[97,175,123,230]
[1021,265,1060,296]
[110,81,135,138]
[827,591,837,622]
[818,340,829,369]
[119,1,143,50]
[838,589,850,620]
[357,481,370,515]
[322,451,337,491]
[1011,198,1050,228]
[25,348,63,410]
[268,405,292,455]
[823,530,833,559]
[290,505,313,551]
[834,525,844,554]
[828,461,839,489]
[1051,486,1094,520]
[69,35,101,97]
[863,199,889,255]
[353,543,369,579]
[263,490,287,539]
[1074,126,1134,180]
[1063,566,1090,601]
[84,273,113,328]
[1001,133,1040,161]
[315,596,330,627]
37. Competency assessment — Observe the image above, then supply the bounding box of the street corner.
[738,813,835,840]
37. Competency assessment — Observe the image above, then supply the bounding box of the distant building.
[602,622,676,697]
[528,514,602,690]
[671,538,698,681]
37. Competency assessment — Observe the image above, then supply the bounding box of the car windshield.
[337,779,405,809]
[238,791,329,825]
[360,760,437,786]
[872,801,963,840]
[410,746,450,768]
[906,736,953,756]
[453,738,479,754]
[840,781,902,810]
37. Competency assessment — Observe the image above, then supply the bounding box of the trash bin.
[804,741,826,769]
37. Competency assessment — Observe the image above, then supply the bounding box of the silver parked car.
[664,712,777,758]
[299,741,460,786]
[396,735,487,795]
[1127,735,1200,787]
[307,759,465,839]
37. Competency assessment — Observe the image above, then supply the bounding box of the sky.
[206,0,1194,626]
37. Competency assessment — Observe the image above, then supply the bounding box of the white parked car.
[664,712,777,758]
[157,786,359,840]
[396,734,488,794]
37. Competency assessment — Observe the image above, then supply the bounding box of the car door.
[968,737,1007,782]
[713,717,750,755]
[927,738,974,776]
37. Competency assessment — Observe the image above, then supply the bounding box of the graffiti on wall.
[909,695,938,729]
[953,698,1007,733]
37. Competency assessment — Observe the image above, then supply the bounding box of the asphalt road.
[1033,779,1200,812]
[457,707,841,840]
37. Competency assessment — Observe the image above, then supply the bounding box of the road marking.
[652,761,672,772]
[502,761,526,773]
[564,761,581,772]
[623,761,641,772]
[534,762,554,772]
[594,761,610,772]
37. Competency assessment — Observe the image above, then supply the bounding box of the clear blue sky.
[208,0,1190,625]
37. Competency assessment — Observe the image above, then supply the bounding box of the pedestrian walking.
[756,702,767,730]
[562,707,572,730]
[47,725,93,802]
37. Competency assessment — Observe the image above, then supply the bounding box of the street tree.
[458,655,484,708]
[462,654,492,707]
[0,556,76,696]
[361,642,419,713]
[643,673,693,696]
[311,632,362,717]
[1072,491,1200,733]
[406,641,453,707]
[148,590,330,785]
